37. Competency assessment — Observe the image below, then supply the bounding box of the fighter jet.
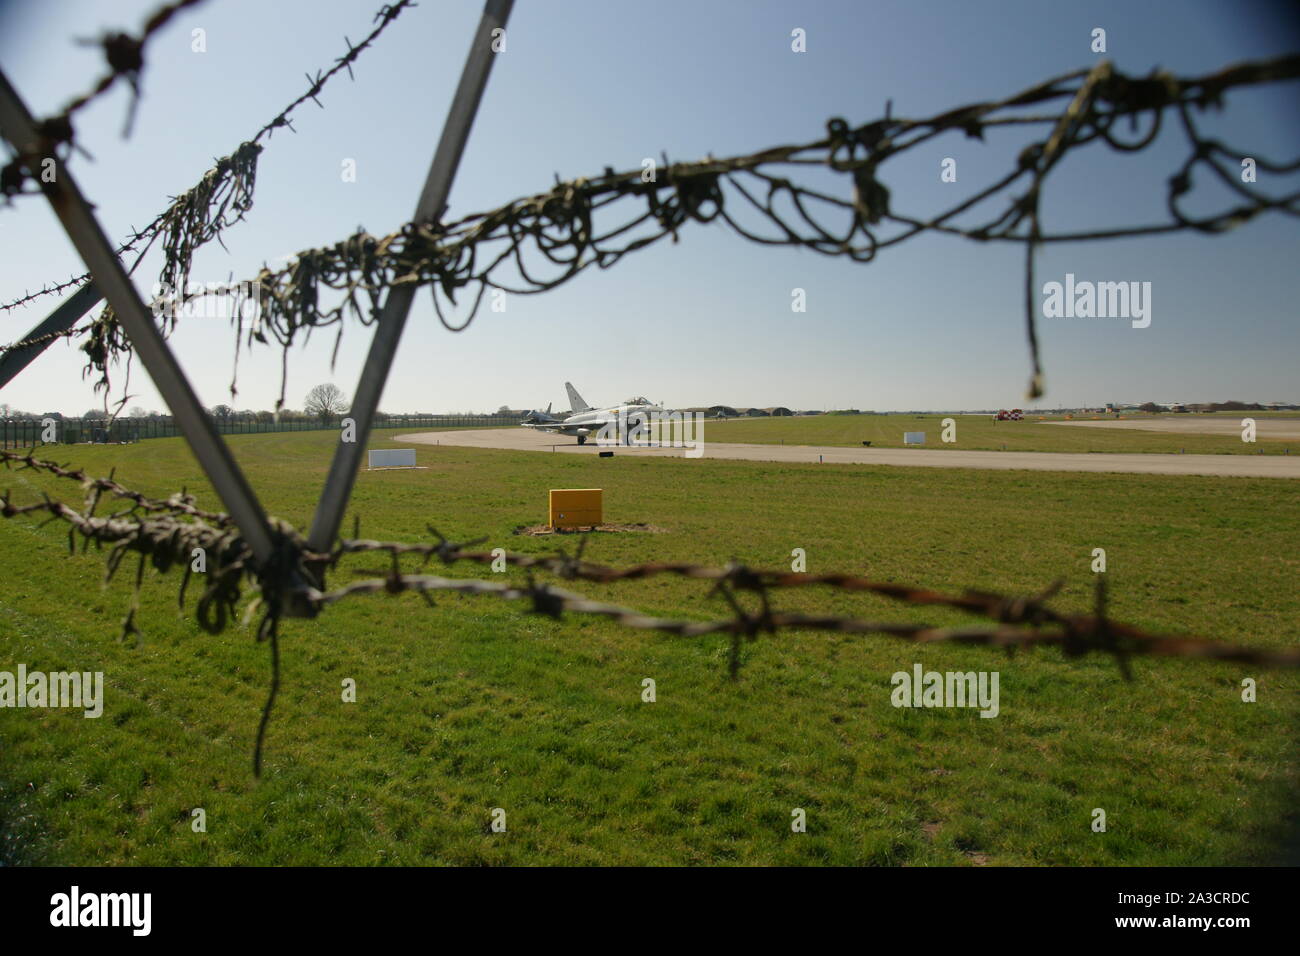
[519,402,561,426]
[521,382,665,445]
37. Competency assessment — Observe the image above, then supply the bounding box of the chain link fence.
[0,414,517,449]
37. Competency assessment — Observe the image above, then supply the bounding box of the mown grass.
[0,428,1296,865]
[690,413,1297,455]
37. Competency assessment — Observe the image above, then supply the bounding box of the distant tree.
[305,383,348,423]
[82,408,106,420]
[256,410,275,424]
[211,404,234,420]
[1138,402,1161,413]
[128,406,150,418]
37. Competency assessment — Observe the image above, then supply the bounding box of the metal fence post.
[0,281,102,390]
[306,0,514,556]
[0,69,279,565]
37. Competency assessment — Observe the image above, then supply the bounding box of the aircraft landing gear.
[577,435,586,445]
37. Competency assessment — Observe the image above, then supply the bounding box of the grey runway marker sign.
[368,448,418,469]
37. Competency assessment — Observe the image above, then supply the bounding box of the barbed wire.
[3,448,1296,773]
[0,449,297,643]
[315,570,1300,671]
[63,0,208,137]
[0,219,164,313]
[322,530,1300,672]
[1,0,419,321]
[244,0,416,147]
[0,449,232,524]
[67,54,1299,408]
[0,320,96,354]
[0,0,208,205]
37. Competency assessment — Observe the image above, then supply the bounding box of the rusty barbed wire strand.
[78,53,1300,408]
[1,0,419,323]
[313,573,1299,670]
[1,449,233,525]
[0,449,314,644]
[320,531,1300,668]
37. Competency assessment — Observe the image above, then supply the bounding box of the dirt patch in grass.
[513,522,668,536]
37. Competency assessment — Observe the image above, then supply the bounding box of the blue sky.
[1,0,1296,416]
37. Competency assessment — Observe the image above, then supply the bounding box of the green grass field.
[688,413,1297,455]
[1,429,1296,865]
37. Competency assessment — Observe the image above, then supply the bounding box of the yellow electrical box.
[549,488,603,529]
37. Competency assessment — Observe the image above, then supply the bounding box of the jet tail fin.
[564,382,591,413]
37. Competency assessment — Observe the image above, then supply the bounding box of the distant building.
[677,405,802,418]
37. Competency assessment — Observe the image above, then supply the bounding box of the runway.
[1048,417,1300,439]
[396,428,1300,479]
